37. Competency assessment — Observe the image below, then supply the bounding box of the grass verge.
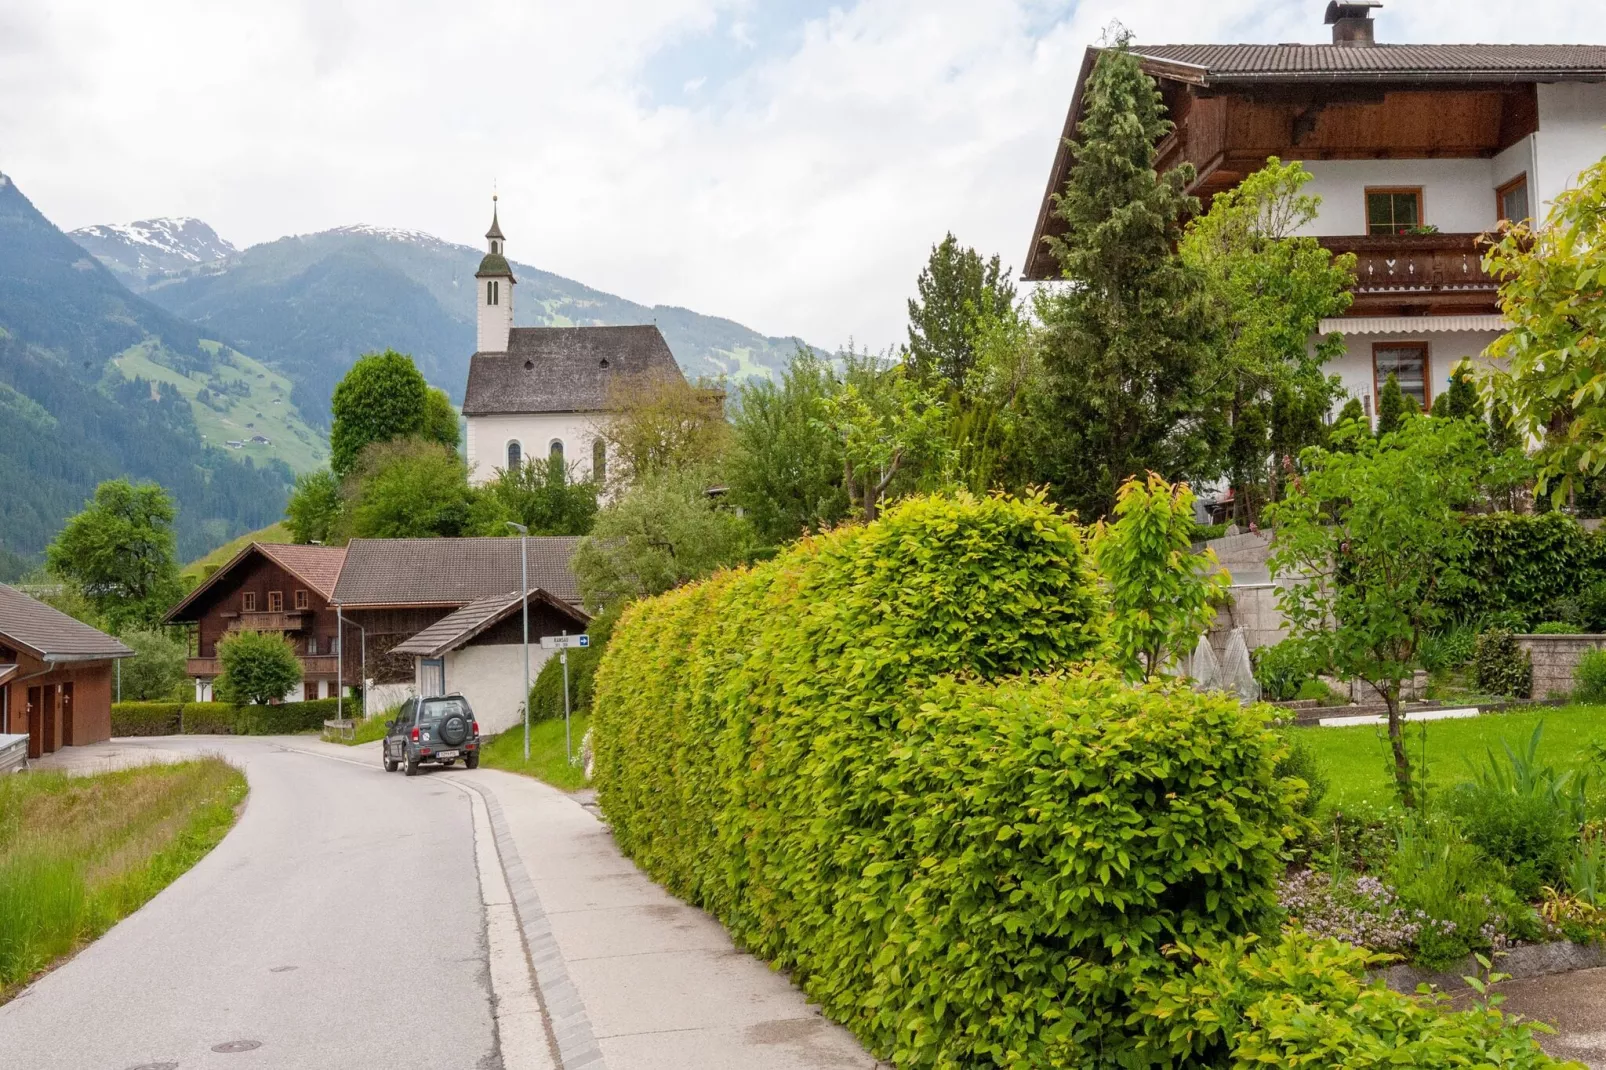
[326,712,393,747]
[0,758,247,1001]
[1296,702,1606,812]
[481,714,590,791]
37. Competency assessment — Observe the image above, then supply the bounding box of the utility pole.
[507,522,531,761]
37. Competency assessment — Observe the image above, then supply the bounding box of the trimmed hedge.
[593,493,1310,1065]
[111,698,340,737]
[110,702,184,736]
[1446,512,1606,629]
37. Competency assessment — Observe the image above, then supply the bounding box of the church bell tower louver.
[475,195,515,353]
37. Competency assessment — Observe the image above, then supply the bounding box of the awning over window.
[1319,314,1510,335]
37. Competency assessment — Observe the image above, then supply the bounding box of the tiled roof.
[462,325,685,416]
[391,589,588,657]
[0,583,133,661]
[255,543,347,599]
[331,536,584,608]
[1131,43,1606,81]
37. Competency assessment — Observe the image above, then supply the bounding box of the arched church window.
[506,440,521,469]
[549,439,565,461]
[488,280,499,306]
[591,438,606,483]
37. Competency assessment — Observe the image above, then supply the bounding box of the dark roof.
[165,542,347,623]
[1129,43,1606,83]
[331,536,584,608]
[475,252,514,278]
[485,205,505,241]
[0,583,133,661]
[462,325,686,416]
[391,589,589,657]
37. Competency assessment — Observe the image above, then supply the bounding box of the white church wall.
[476,274,513,353]
[465,412,611,486]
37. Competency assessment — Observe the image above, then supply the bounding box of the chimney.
[1324,1,1381,46]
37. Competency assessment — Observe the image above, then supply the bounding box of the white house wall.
[1325,328,1504,412]
[1534,83,1606,215]
[444,642,555,736]
[465,412,610,486]
[1296,159,1504,236]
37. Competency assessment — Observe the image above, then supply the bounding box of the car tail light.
[410,726,419,742]
[471,721,479,735]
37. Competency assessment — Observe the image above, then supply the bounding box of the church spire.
[486,193,505,246]
[475,193,515,353]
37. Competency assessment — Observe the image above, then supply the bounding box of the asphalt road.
[0,738,501,1070]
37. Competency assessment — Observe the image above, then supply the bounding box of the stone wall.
[1210,583,1289,656]
[1516,634,1606,700]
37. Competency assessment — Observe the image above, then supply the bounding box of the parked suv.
[383,694,481,776]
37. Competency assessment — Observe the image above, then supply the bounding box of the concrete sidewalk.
[451,766,884,1070]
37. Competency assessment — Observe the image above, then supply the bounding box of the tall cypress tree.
[1030,44,1222,520]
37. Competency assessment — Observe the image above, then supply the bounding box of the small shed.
[0,583,134,758]
[391,589,589,735]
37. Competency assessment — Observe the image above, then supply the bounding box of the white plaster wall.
[465,412,610,486]
[1324,328,1504,414]
[1297,159,1502,236]
[1491,136,1534,193]
[476,274,514,353]
[366,681,415,718]
[443,642,556,736]
[1535,83,1606,215]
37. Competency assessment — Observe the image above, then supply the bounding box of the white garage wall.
[444,642,556,736]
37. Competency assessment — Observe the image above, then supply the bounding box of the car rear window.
[420,698,469,720]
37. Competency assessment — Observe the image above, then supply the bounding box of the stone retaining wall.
[1515,634,1606,700]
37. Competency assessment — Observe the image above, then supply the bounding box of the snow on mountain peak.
[327,223,451,247]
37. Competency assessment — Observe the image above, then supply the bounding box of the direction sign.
[539,634,590,650]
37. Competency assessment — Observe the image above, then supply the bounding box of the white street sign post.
[539,632,589,764]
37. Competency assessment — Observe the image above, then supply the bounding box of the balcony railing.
[187,655,341,677]
[1318,232,1498,302]
[226,610,311,632]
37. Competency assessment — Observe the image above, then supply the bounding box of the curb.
[1380,941,1606,993]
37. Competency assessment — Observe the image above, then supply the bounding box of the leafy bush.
[215,630,301,705]
[1133,930,1568,1068]
[1190,521,1228,543]
[1273,729,1328,819]
[110,702,183,736]
[1576,649,1606,703]
[1386,816,1504,967]
[179,703,237,734]
[116,629,190,701]
[1449,786,1576,899]
[1254,639,1313,701]
[528,605,619,722]
[1420,627,1476,673]
[1534,621,1577,635]
[1474,629,1534,697]
[234,699,339,734]
[594,492,1314,1066]
[1444,512,1606,629]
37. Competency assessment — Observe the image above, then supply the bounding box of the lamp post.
[506,521,531,762]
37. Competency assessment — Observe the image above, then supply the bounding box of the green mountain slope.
[134,225,811,425]
[0,173,295,567]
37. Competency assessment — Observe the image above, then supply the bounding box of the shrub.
[1420,627,1476,673]
[110,702,183,736]
[1534,621,1577,635]
[116,629,189,701]
[180,703,238,734]
[1576,649,1606,703]
[1133,930,1568,1068]
[527,605,619,722]
[594,492,1311,1066]
[234,699,339,734]
[1449,785,1574,899]
[1254,639,1313,701]
[215,630,301,705]
[1474,629,1533,697]
[1445,512,1606,628]
[1273,729,1329,820]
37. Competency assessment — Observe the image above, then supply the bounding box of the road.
[0,738,505,1070]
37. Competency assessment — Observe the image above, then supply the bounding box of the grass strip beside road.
[0,758,247,1001]
[1295,702,1606,813]
[481,714,590,791]
[326,712,393,747]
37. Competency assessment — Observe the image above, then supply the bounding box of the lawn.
[1296,703,1606,813]
[0,758,247,1000]
[181,521,294,585]
[481,714,590,791]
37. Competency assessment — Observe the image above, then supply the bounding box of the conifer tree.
[906,234,1017,393]
[1443,364,1483,422]
[1376,373,1407,437]
[1030,44,1221,520]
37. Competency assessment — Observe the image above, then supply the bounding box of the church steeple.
[475,194,515,353]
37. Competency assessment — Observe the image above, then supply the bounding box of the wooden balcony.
[1318,232,1500,315]
[186,655,341,677]
[226,610,310,632]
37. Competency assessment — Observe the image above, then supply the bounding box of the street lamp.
[506,521,531,762]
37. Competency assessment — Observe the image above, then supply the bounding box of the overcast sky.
[2,0,1601,349]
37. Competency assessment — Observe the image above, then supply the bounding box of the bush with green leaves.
[527,605,618,722]
[116,629,190,701]
[215,630,302,705]
[1474,629,1534,697]
[110,702,184,736]
[1253,639,1313,701]
[234,698,340,734]
[1534,621,1578,635]
[1575,649,1606,703]
[1420,627,1476,673]
[1444,512,1606,629]
[592,492,1320,1066]
[1273,729,1329,820]
[179,702,238,734]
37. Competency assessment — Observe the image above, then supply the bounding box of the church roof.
[486,204,505,241]
[475,252,514,278]
[462,325,687,415]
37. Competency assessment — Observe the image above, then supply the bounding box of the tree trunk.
[1384,682,1415,808]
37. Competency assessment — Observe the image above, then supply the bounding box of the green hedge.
[111,699,340,736]
[527,605,619,722]
[110,702,184,736]
[593,493,1311,1065]
[1446,513,1606,629]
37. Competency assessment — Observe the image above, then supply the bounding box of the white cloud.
[0,0,1600,349]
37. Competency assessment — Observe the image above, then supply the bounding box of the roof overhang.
[391,588,591,658]
[165,542,339,624]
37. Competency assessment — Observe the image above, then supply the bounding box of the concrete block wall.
[1515,634,1606,700]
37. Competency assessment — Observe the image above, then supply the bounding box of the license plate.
[436,750,458,760]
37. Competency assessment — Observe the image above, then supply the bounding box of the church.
[461,201,689,485]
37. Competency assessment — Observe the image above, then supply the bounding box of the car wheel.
[464,753,480,770]
[383,746,398,773]
[404,754,419,777]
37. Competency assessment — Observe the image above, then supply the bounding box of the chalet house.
[0,583,133,758]
[460,200,693,486]
[1024,1,1606,417]
[164,543,348,702]
[165,536,585,728]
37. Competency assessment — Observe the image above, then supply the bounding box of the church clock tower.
[475,196,515,353]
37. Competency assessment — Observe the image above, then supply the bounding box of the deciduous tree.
[285,469,342,545]
[469,453,598,536]
[816,349,948,521]
[341,439,473,539]
[600,373,730,485]
[329,350,431,476]
[46,479,183,631]
[118,628,190,701]
[215,629,302,705]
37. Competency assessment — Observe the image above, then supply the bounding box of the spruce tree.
[1031,45,1221,520]
[906,234,1017,393]
[1376,373,1407,437]
[1444,364,1483,422]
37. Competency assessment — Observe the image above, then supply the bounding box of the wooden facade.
[0,583,130,758]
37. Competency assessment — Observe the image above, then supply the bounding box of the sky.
[2,0,1602,350]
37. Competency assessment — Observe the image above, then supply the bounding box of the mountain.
[116,223,811,426]
[0,174,304,571]
[68,217,236,285]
